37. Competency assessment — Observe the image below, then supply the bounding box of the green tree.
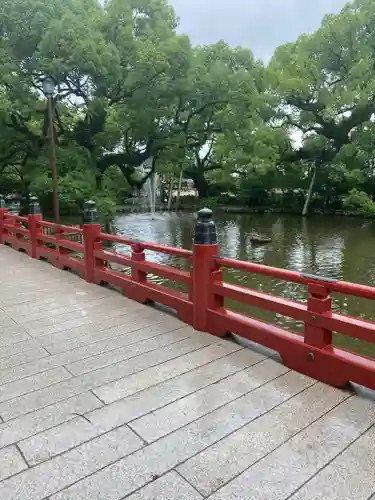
[172,42,266,196]
[0,0,191,193]
[270,0,375,214]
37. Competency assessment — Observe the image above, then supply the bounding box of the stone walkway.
[0,245,375,500]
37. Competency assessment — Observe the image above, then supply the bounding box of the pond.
[112,210,375,357]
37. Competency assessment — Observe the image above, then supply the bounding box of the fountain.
[143,172,160,217]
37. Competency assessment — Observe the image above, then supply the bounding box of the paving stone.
[290,424,375,500]
[67,327,196,376]
[0,445,27,481]
[3,237,373,500]
[124,472,203,500]
[43,316,184,355]
[18,416,104,465]
[0,339,41,361]
[30,307,168,348]
[89,348,263,432]
[49,371,312,500]
[0,322,186,386]
[0,327,31,346]
[207,396,375,500]
[93,342,243,404]
[0,392,102,448]
[57,322,187,366]
[177,383,350,496]
[26,316,94,338]
[129,358,289,442]
[3,292,118,316]
[0,313,17,327]
[0,347,48,371]
[0,367,72,403]
[0,289,79,308]
[14,296,143,325]
[23,303,163,338]
[0,336,215,420]
[0,425,143,500]
[0,357,62,386]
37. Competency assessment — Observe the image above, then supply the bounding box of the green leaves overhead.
[0,0,265,192]
[271,0,375,157]
[3,0,375,216]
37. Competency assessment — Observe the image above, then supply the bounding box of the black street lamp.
[43,77,60,224]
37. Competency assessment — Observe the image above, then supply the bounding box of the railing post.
[28,196,42,259]
[82,200,102,283]
[126,242,149,303]
[0,195,8,244]
[131,243,147,284]
[304,283,333,348]
[192,208,221,332]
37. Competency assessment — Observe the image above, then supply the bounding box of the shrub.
[343,189,375,216]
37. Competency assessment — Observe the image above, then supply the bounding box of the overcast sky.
[170,0,349,61]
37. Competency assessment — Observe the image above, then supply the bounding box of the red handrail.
[0,205,374,391]
[216,256,375,300]
[99,232,192,259]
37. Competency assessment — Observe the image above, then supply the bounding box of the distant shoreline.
[115,203,369,218]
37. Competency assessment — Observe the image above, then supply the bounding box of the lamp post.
[43,77,60,224]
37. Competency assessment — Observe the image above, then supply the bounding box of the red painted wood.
[212,279,375,344]
[217,256,375,300]
[57,239,84,253]
[28,213,42,258]
[0,208,8,244]
[83,224,102,283]
[192,243,226,334]
[2,208,375,391]
[207,309,375,390]
[138,242,192,259]
[94,248,133,267]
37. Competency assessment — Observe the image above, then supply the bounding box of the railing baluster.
[82,200,102,283]
[0,194,8,245]
[192,208,226,335]
[304,283,333,349]
[28,196,42,259]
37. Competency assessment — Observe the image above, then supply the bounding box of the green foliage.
[1,0,375,218]
[268,0,375,214]
[92,193,117,220]
[343,189,375,216]
[102,166,132,203]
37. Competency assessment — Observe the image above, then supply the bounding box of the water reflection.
[113,211,375,356]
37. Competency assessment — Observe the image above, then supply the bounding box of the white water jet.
[143,172,160,216]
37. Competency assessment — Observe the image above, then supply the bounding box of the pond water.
[112,211,375,357]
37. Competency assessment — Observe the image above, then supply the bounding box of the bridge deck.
[0,245,374,500]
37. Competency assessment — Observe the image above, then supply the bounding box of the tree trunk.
[302,166,317,217]
[175,168,184,212]
[189,168,209,198]
[167,174,174,211]
[95,171,103,190]
[19,181,30,216]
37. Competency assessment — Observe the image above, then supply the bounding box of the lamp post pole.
[47,95,59,224]
[43,77,60,224]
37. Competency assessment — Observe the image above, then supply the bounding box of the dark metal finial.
[194,207,217,245]
[29,195,41,215]
[83,200,98,224]
[8,201,19,215]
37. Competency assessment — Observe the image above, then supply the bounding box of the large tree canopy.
[1,0,375,217]
[269,0,375,213]
[0,0,190,180]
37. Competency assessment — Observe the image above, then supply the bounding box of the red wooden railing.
[0,202,375,391]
